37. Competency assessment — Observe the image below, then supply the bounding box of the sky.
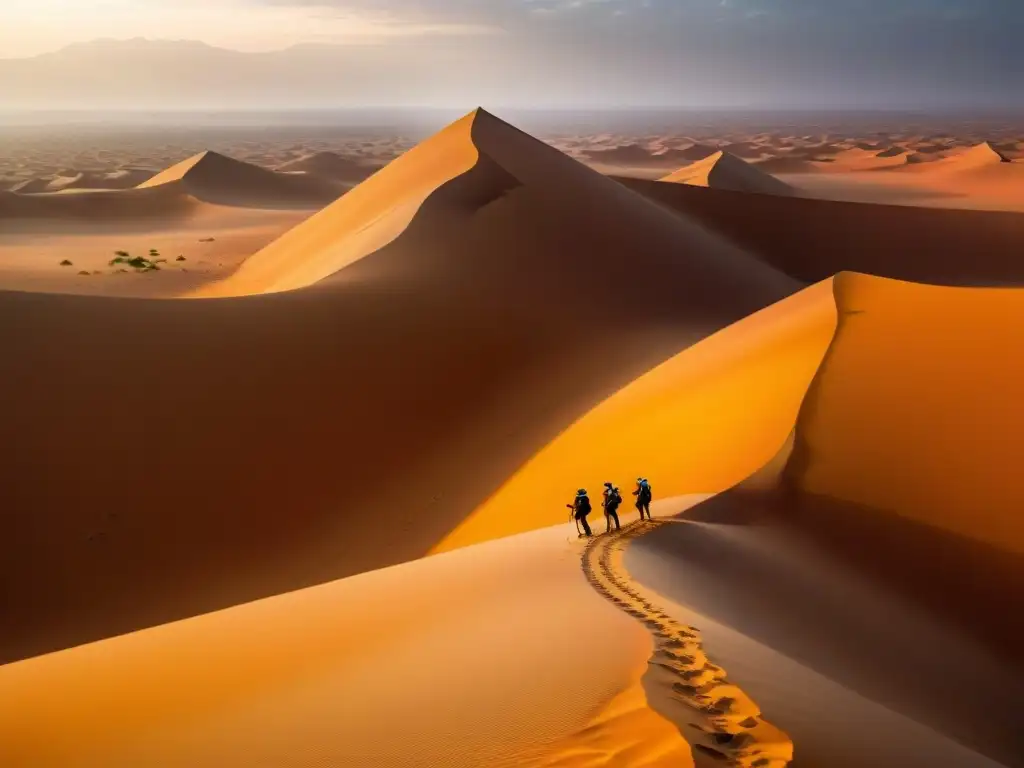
[1,0,1022,109]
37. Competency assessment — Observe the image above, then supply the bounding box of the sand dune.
[628,492,1023,768]
[275,151,382,183]
[0,520,700,768]
[200,109,797,296]
[138,150,345,208]
[0,108,797,662]
[439,278,837,550]
[751,156,821,174]
[0,184,201,222]
[818,147,914,171]
[615,177,1024,285]
[604,275,1024,767]
[660,152,793,196]
[10,168,157,193]
[782,275,1024,662]
[933,141,1012,170]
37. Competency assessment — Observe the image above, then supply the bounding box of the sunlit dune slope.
[438,279,837,551]
[194,112,482,295]
[930,141,1012,170]
[780,273,1024,666]
[616,176,1024,285]
[787,273,1024,555]
[660,151,794,196]
[0,108,796,662]
[0,185,200,221]
[138,150,344,208]
[201,109,796,297]
[0,524,692,768]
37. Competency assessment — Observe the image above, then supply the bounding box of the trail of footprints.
[581,521,794,768]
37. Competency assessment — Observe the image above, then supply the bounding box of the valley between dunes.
[1,108,1022,768]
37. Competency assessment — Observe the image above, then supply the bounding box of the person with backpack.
[602,482,622,533]
[567,488,593,537]
[633,477,652,521]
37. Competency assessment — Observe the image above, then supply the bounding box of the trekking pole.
[567,504,581,536]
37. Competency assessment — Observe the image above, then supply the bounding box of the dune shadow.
[630,489,1024,768]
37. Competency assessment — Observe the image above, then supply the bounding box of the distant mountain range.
[0,39,492,110]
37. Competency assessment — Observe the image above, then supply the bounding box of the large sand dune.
[616,275,1024,767]
[660,151,794,196]
[439,278,838,550]
[138,150,345,208]
[616,177,1024,285]
[433,270,1024,765]
[0,108,797,662]
[0,520,699,768]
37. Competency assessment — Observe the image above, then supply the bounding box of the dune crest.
[138,150,343,208]
[195,111,483,295]
[660,151,794,196]
[0,183,200,221]
[200,108,795,296]
[0,522,697,767]
[788,273,1024,555]
[937,141,1012,170]
[437,279,837,551]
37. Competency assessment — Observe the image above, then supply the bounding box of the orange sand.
[660,151,793,196]
[0,521,698,768]
[788,272,1024,555]
[438,278,837,551]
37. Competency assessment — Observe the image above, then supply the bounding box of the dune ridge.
[583,522,793,767]
[203,109,796,297]
[438,278,837,550]
[936,141,1012,170]
[660,151,794,196]
[138,150,344,208]
[0,521,700,768]
[0,184,201,222]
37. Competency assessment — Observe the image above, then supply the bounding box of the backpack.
[639,480,652,501]
[608,490,622,510]
[577,495,591,514]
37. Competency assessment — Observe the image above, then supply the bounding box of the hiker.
[602,482,622,533]
[633,477,652,521]
[568,488,593,537]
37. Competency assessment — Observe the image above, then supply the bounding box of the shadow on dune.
[615,177,1024,286]
[629,489,1024,768]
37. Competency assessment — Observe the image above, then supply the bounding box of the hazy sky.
[1,0,1021,109]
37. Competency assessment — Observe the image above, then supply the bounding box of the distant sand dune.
[0,185,201,222]
[660,152,794,196]
[932,141,1012,170]
[751,156,821,174]
[0,108,796,662]
[615,176,1024,285]
[138,150,345,208]
[275,151,382,184]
